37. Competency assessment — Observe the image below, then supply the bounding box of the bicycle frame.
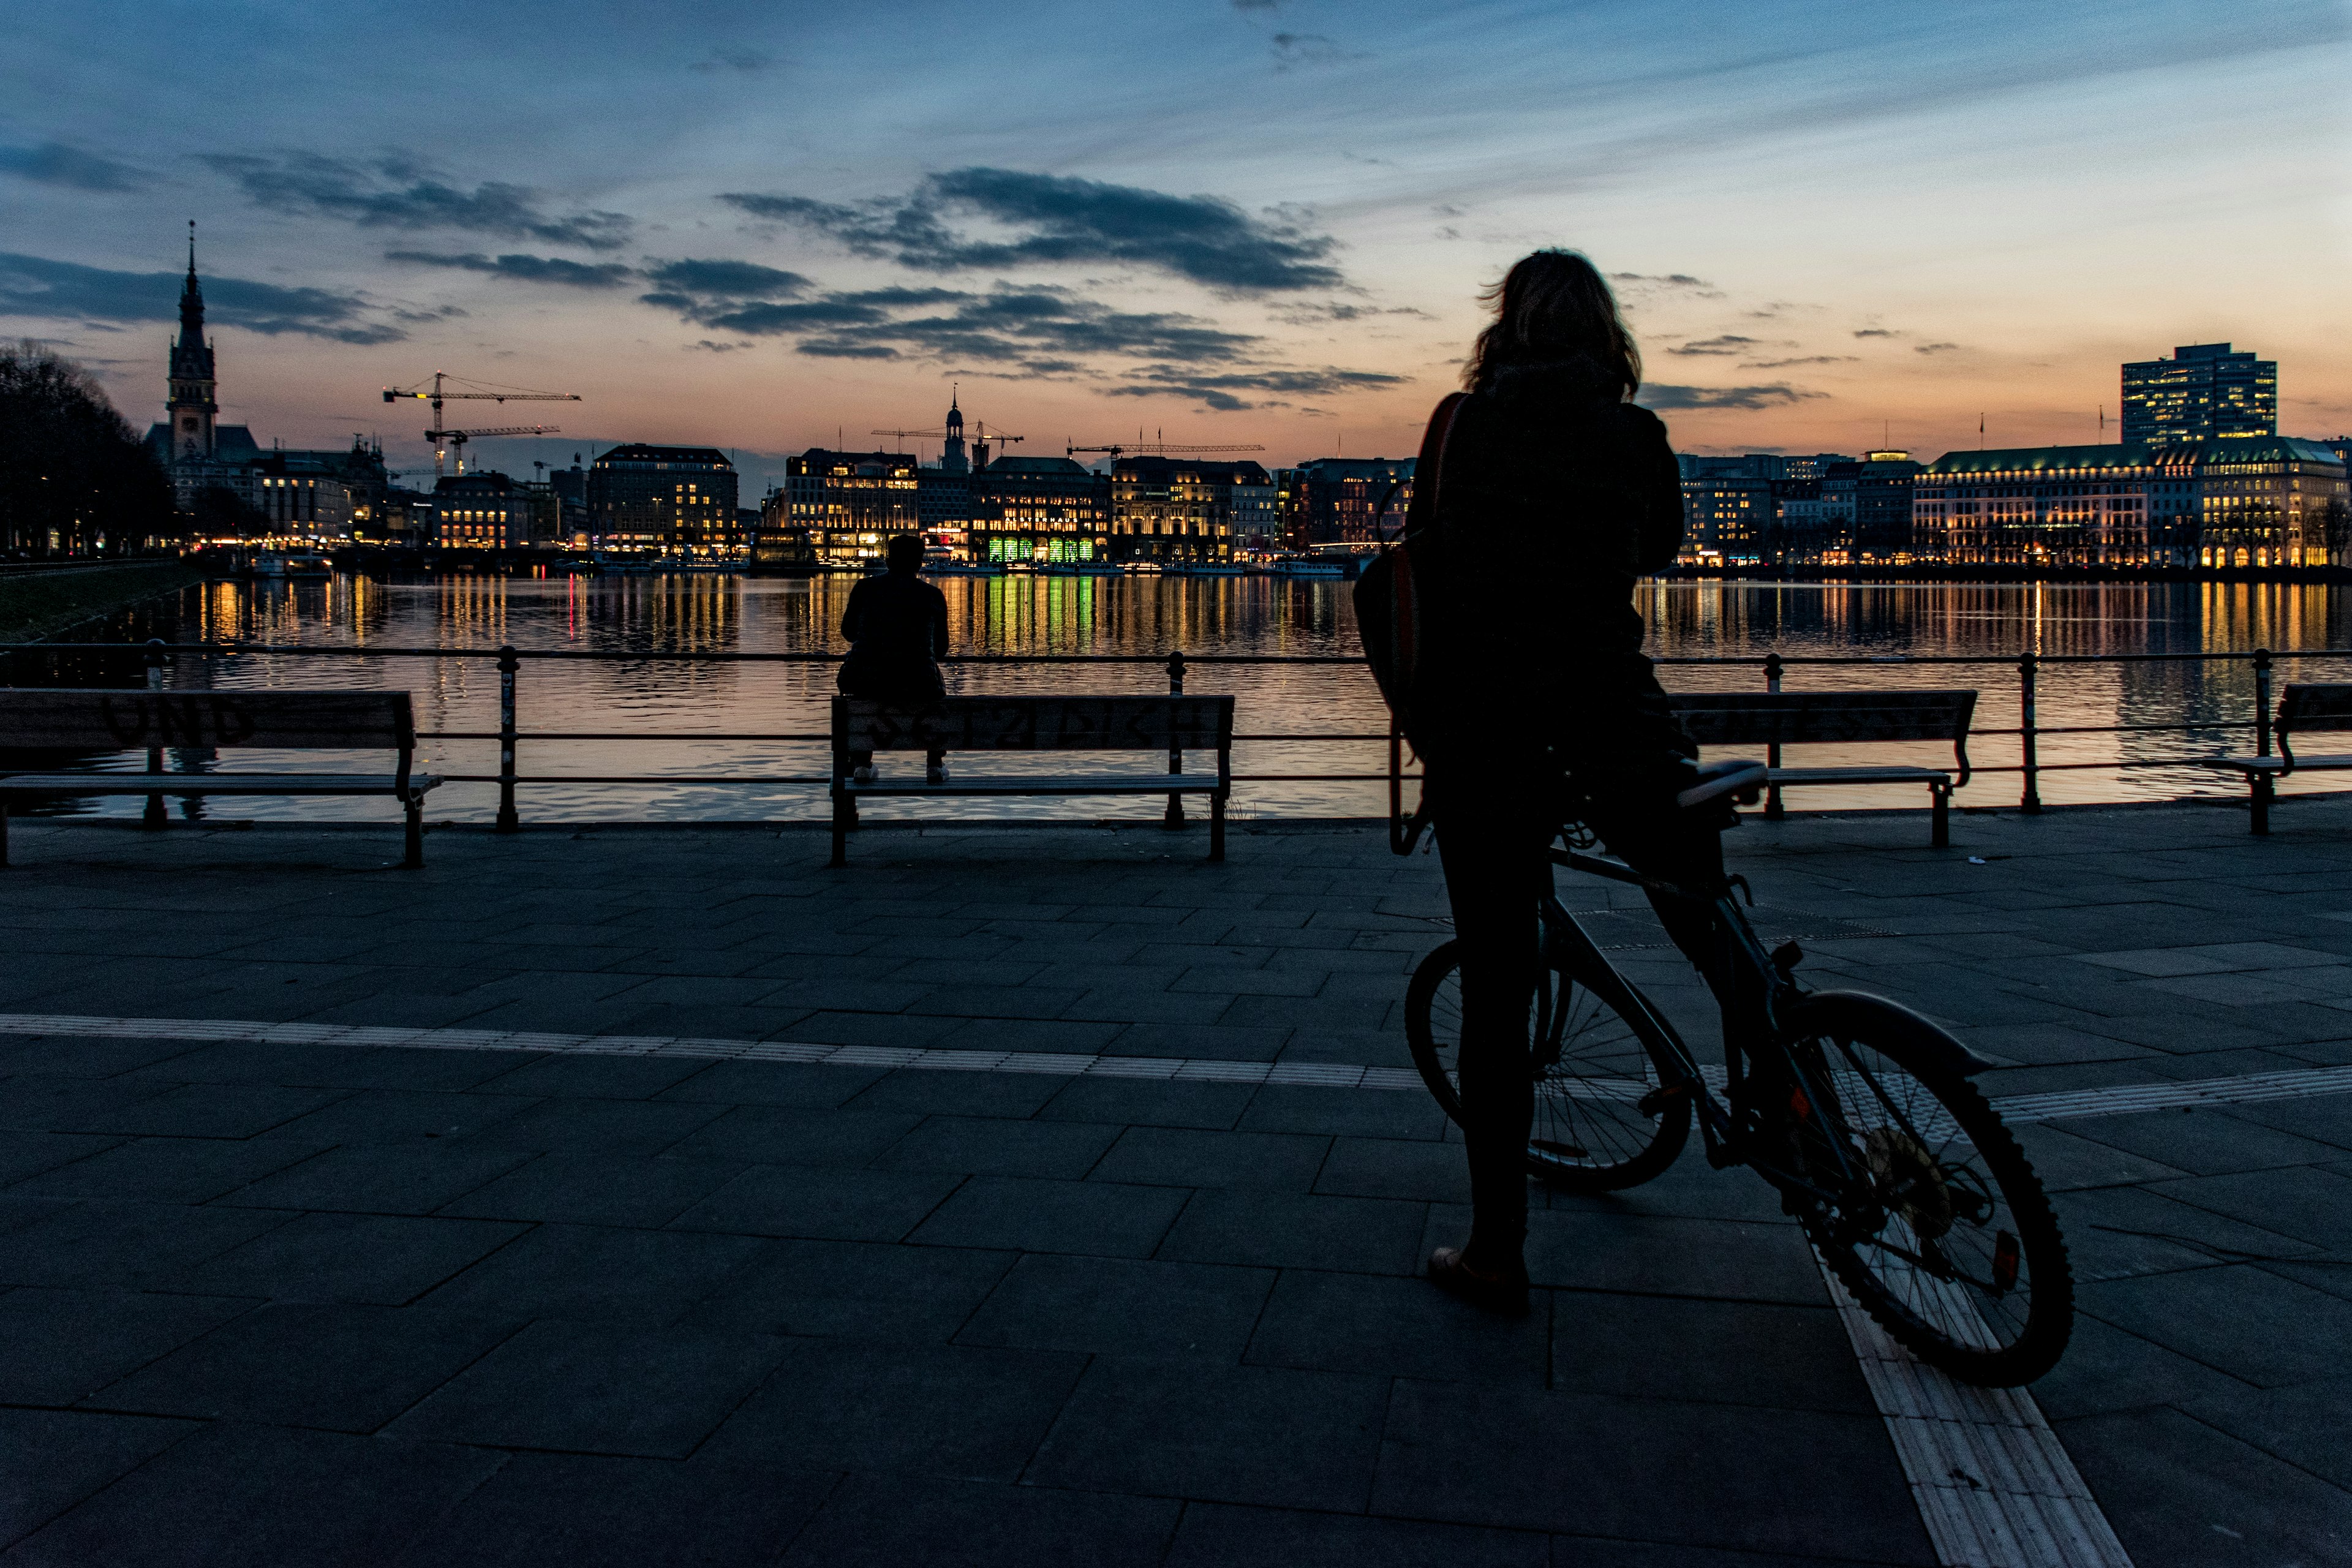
[1541,843,1883,1213]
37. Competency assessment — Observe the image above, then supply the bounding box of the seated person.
[840,533,951,783]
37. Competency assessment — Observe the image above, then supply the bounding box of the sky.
[3,0,2348,497]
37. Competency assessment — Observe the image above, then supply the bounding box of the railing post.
[1762,652,1785,821]
[141,638,167,828]
[1164,649,1187,828]
[2018,651,2043,815]
[2253,647,2274,757]
[496,644,521,832]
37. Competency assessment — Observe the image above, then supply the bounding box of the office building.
[1678,475,1772,565]
[784,449,920,566]
[969,456,1112,564]
[1109,457,1271,561]
[1286,457,1414,549]
[1855,450,1924,560]
[2193,436,2348,568]
[431,472,531,551]
[588,444,741,558]
[2121,344,2277,445]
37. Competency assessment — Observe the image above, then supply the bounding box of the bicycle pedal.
[1637,1081,1693,1118]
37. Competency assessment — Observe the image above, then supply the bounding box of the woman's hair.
[1464,250,1640,399]
[887,532,924,571]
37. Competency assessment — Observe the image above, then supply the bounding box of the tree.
[0,340,178,558]
[2323,496,2351,568]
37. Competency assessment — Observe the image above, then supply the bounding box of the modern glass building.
[2120,344,2277,445]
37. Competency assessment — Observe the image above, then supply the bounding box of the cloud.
[689,47,774,73]
[1914,341,1961,355]
[641,257,812,300]
[1611,272,1716,291]
[721,167,1343,294]
[0,250,402,342]
[0,142,146,192]
[1107,364,1406,412]
[203,153,633,249]
[1271,32,1352,67]
[1270,301,1430,325]
[386,250,633,288]
[688,339,753,352]
[1852,328,1898,339]
[1232,0,1280,8]
[1740,355,1855,368]
[1670,334,1765,356]
[1637,382,1824,410]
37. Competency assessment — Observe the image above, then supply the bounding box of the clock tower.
[166,222,217,461]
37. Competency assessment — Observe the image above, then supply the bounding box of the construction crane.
[1066,441,1267,461]
[384,372,581,477]
[424,425,563,477]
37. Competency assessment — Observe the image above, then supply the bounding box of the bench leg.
[1930,782,1950,849]
[403,795,424,869]
[831,791,848,868]
[1209,793,1226,862]
[2251,772,2273,836]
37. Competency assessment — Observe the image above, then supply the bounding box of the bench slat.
[848,774,1221,795]
[1668,689,1976,745]
[0,773,440,794]
[0,690,414,750]
[837,696,1233,752]
[1766,766,1952,785]
[2278,685,2352,733]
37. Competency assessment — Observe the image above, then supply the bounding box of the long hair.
[1464,250,1640,399]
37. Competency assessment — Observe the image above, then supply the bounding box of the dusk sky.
[4,0,2347,495]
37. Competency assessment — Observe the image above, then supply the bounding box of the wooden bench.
[1667,689,1977,846]
[2215,684,2352,835]
[0,688,442,868]
[831,695,1233,867]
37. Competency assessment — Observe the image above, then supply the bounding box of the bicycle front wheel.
[1785,993,2072,1387]
[1404,938,1691,1191]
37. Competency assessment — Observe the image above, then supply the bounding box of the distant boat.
[1272,557,1348,578]
[926,559,1005,576]
[1168,560,1244,577]
[254,550,330,581]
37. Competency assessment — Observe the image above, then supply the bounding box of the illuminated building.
[589,444,741,558]
[431,472,531,551]
[1109,458,1270,561]
[2192,437,2348,568]
[2121,344,2277,445]
[1921,443,2221,568]
[1855,451,1923,560]
[1678,475,1770,565]
[1286,458,1412,551]
[970,456,1110,564]
[785,449,919,565]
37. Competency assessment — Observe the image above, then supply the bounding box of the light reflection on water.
[36,572,2352,823]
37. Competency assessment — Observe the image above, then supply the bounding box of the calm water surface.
[29,573,2352,823]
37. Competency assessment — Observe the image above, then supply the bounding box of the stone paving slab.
[2,805,2352,1562]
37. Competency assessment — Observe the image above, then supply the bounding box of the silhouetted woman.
[1417,251,1727,1313]
[840,533,950,782]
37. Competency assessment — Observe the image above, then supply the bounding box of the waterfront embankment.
[0,557,207,643]
[2,804,2348,1562]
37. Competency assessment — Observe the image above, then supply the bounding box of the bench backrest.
[1668,689,1975,785]
[0,689,417,753]
[835,696,1233,757]
[2275,684,2352,736]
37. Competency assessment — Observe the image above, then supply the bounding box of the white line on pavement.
[1,1014,2348,1125]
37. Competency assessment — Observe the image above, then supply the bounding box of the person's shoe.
[1426,1246,1531,1316]
[926,763,949,784]
[851,765,876,784]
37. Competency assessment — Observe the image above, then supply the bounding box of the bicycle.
[1401,760,2073,1387]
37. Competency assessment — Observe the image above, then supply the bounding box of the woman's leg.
[1430,776,1551,1275]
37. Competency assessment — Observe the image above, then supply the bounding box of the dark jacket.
[837,570,950,701]
[1422,355,1687,774]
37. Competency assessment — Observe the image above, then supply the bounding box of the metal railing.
[4,639,2345,827]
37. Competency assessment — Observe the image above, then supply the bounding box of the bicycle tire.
[1783,993,2072,1387]
[1404,938,1691,1191]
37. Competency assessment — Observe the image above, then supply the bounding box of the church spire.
[940,383,968,475]
[167,221,217,462]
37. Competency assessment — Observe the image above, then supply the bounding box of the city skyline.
[4,0,2347,497]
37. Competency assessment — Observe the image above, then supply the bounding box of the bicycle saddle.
[1676,759,1769,810]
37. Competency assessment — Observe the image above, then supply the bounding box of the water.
[19,572,2352,823]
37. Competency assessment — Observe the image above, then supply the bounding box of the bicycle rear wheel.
[1404,938,1691,1191]
[1784,993,2072,1386]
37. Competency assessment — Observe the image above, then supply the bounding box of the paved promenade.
[2,802,2349,1565]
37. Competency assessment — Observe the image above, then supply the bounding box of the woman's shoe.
[1427,1246,1531,1316]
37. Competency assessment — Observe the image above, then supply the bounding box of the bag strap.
[1402,391,1468,539]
